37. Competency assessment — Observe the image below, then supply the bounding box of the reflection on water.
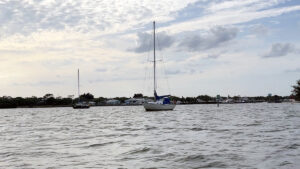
[1,103,300,168]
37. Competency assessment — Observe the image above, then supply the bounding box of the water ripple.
[0,103,299,168]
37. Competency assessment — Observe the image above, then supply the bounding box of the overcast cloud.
[0,0,300,97]
[250,24,269,36]
[133,32,174,53]
[263,43,295,58]
[179,26,238,51]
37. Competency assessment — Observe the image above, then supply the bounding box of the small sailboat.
[73,69,90,109]
[143,21,176,111]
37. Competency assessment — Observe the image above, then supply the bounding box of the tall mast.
[153,21,156,93]
[78,69,80,101]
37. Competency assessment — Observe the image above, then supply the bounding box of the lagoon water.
[0,103,300,168]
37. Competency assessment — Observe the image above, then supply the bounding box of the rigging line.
[147,31,152,62]
[142,56,147,94]
[142,32,153,95]
[156,30,172,95]
[142,47,150,94]
[155,30,161,92]
[161,54,171,95]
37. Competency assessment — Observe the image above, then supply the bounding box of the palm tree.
[292,79,300,101]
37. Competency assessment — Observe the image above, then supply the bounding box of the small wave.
[156,153,176,159]
[100,134,118,138]
[163,127,176,130]
[286,114,298,118]
[144,125,157,130]
[117,157,135,162]
[178,141,192,144]
[177,154,206,162]
[219,149,229,152]
[115,127,141,131]
[279,161,292,166]
[46,167,56,169]
[190,127,205,131]
[0,152,16,158]
[197,161,227,168]
[59,127,70,130]
[212,129,230,132]
[123,147,150,155]
[233,131,244,135]
[88,141,118,148]
[263,129,285,133]
[244,123,262,126]
[123,122,132,126]
[119,133,139,137]
[283,143,300,149]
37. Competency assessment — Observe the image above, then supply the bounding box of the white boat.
[73,69,90,109]
[144,100,176,111]
[143,21,176,111]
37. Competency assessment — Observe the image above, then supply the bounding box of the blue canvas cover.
[154,91,171,104]
[163,97,171,104]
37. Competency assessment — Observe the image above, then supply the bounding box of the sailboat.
[143,21,176,111]
[73,69,90,109]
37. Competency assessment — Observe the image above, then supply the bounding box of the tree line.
[0,93,294,109]
[0,79,299,108]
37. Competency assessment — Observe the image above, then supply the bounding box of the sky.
[0,0,300,98]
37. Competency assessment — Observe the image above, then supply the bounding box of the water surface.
[1,103,299,168]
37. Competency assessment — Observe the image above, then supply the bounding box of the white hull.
[73,102,90,109]
[143,102,175,111]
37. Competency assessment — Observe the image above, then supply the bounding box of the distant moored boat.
[73,69,90,109]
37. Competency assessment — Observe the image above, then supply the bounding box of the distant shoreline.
[1,101,299,109]
[1,93,296,109]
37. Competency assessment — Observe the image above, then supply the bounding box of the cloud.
[270,20,280,24]
[250,24,269,36]
[1,0,300,97]
[13,81,63,86]
[165,68,199,75]
[0,0,198,37]
[179,26,238,51]
[1,0,300,38]
[285,67,300,73]
[132,31,174,53]
[165,69,182,75]
[40,59,74,68]
[89,76,140,83]
[263,43,295,58]
[206,54,220,59]
[160,2,300,34]
[206,0,283,13]
[95,68,107,72]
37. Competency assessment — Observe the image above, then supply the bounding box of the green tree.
[170,96,180,102]
[94,97,107,104]
[24,96,39,107]
[43,94,55,105]
[15,97,25,106]
[292,79,300,101]
[133,93,143,98]
[196,95,212,102]
[0,97,17,108]
[43,93,54,99]
[186,97,197,104]
[114,97,129,103]
[80,93,94,101]
[45,97,56,105]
